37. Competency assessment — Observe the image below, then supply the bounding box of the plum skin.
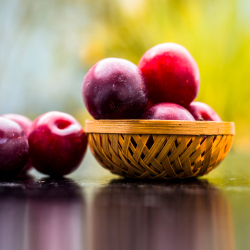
[187,102,222,121]
[1,114,32,136]
[1,113,33,173]
[0,117,29,178]
[138,43,200,108]
[141,102,195,121]
[28,111,88,176]
[82,58,148,119]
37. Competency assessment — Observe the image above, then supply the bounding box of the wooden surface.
[85,120,235,135]
[0,175,240,250]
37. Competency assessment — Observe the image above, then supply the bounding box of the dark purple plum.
[187,102,222,121]
[0,117,29,178]
[141,103,195,120]
[28,111,88,176]
[82,58,148,119]
[1,113,33,173]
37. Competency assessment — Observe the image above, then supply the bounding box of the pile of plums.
[0,112,87,178]
[0,42,221,178]
[82,43,221,122]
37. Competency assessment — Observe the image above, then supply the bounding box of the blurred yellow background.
[0,0,250,177]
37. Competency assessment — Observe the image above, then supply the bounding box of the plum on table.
[1,113,33,173]
[0,117,29,178]
[28,111,87,176]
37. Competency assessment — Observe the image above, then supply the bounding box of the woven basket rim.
[85,119,235,135]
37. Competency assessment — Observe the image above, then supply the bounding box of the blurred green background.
[0,0,250,178]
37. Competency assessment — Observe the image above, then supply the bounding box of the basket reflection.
[91,179,234,250]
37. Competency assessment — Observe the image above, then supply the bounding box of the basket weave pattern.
[88,133,233,179]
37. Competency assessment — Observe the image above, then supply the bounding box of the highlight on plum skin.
[1,113,33,173]
[82,58,148,119]
[141,102,195,121]
[138,43,200,108]
[187,102,222,121]
[0,117,29,178]
[28,111,88,176]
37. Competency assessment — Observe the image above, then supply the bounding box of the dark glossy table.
[0,151,250,250]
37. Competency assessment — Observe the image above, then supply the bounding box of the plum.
[82,58,148,119]
[138,43,200,107]
[0,117,29,178]
[1,114,33,173]
[28,111,88,176]
[141,103,195,121]
[187,102,222,121]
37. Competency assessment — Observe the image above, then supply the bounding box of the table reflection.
[0,176,30,250]
[0,176,86,250]
[91,179,235,250]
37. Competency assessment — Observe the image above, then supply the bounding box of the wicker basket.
[85,120,235,179]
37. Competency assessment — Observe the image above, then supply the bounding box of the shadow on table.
[91,178,235,250]
[0,175,86,250]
